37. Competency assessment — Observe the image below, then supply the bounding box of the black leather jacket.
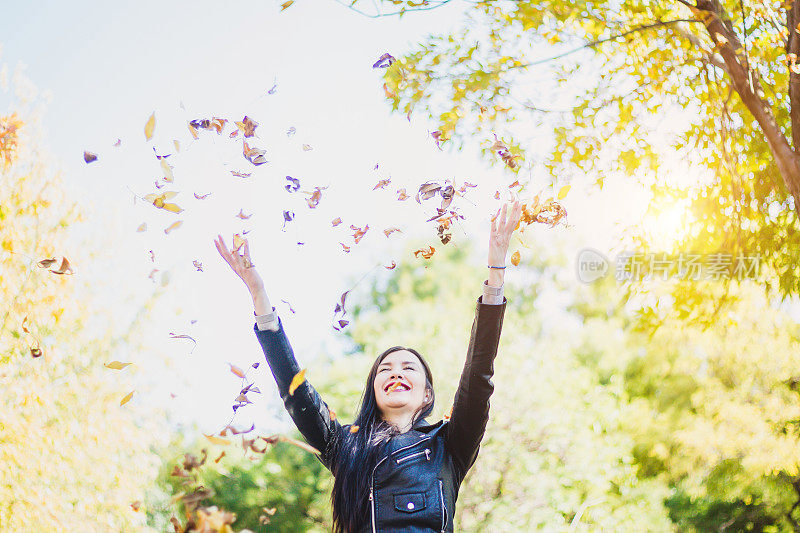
[253,294,507,532]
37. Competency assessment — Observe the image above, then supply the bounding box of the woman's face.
[373,350,430,418]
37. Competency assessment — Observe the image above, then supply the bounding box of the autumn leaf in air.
[397,188,409,201]
[204,434,231,446]
[120,391,135,406]
[302,143,313,151]
[280,0,294,10]
[229,363,246,379]
[340,242,350,253]
[383,227,402,237]
[331,217,342,227]
[83,151,98,163]
[289,369,307,396]
[372,53,395,68]
[414,246,435,259]
[511,250,521,266]
[144,112,156,141]
[285,176,300,192]
[305,186,328,208]
[231,170,251,178]
[557,184,570,200]
[349,425,360,433]
[105,361,133,370]
[243,140,267,166]
[137,223,147,232]
[235,116,259,137]
[144,191,183,213]
[236,209,252,220]
[385,261,396,269]
[373,178,391,190]
[193,260,203,272]
[164,220,182,234]
[350,224,369,243]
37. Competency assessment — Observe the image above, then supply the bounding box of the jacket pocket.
[394,492,426,513]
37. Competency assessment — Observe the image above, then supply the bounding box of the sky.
[2,0,789,442]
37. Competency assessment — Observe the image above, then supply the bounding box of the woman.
[214,200,523,532]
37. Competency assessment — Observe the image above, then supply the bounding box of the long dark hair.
[328,346,436,533]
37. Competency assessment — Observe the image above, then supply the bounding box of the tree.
[338,0,800,331]
[0,67,169,531]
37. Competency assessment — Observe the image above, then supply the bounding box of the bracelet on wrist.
[488,265,506,269]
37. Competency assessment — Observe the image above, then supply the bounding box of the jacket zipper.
[439,479,447,532]
[369,436,433,533]
[395,448,430,464]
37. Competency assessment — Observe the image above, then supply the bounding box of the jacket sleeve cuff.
[482,279,504,305]
[255,306,280,331]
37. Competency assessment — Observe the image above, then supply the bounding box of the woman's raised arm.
[443,200,521,482]
[214,235,343,471]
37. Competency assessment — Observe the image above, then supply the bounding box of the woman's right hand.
[214,234,265,296]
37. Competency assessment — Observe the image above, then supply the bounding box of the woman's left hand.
[489,199,523,266]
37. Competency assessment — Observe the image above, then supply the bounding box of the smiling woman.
[213,199,522,532]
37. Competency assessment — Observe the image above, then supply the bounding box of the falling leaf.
[340,242,350,253]
[144,191,184,214]
[113,138,122,147]
[190,117,227,134]
[373,178,391,190]
[349,425,360,433]
[280,0,294,10]
[372,52,395,68]
[350,224,368,243]
[235,116,259,137]
[384,261,396,269]
[136,223,147,232]
[214,451,226,463]
[173,139,180,152]
[232,233,246,253]
[383,227,402,238]
[105,361,133,370]
[131,501,142,512]
[164,220,183,234]
[194,192,212,199]
[204,434,231,446]
[414,246,435,259]
[193,260,203,271]
[144,112,156,141]
[160,158,174,182]
[49,257,74,275]
[557,184,570,200]
[243,140,267,165]
[231,170,251,178]
[397,188,409,201]
[83,151,98,163]
[302,143,313,151]
[120,390,135,406]
[229,129,239,139]
[149,250,155,262]
[331,217,342,226]
[286,126,296,136]
[289,368,307,396]
[511,250,521,266]
[229,363,246,379]
[236,209,252,220]
[188,122,199,139]
[285,176,300,192]
[305,186,328,208]
[494,190,500,200]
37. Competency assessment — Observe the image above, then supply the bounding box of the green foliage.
[356,0,800,333]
